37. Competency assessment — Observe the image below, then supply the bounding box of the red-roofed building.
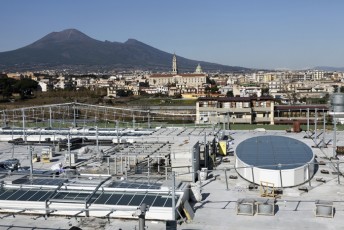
[148,54,207,95]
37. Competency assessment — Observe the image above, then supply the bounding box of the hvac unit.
[256,199,275,216]
[236,199,255,216]
[315,200,334,218]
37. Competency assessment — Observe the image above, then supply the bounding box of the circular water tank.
[235,135,315,187]
[331,93,344,112]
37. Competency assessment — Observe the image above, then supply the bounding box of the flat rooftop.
[0,128,343,229]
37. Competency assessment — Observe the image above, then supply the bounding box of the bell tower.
[172,53,178,75]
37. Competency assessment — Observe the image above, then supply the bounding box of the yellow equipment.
[32,153,40,163]
[41,153,50,163]
[218,140,227,156]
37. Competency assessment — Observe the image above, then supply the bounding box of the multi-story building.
[75,78,90,89]
[54,76,74,90]
[268,80,284,94]
[313,70,324,81]
[196,96,331,126]
[196,96,275,124]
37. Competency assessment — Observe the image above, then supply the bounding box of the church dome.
[195,64,203,74]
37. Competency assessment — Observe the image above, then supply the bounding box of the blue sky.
[0,0,343,70]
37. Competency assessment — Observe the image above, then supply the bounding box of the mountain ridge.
[0,29,250,72]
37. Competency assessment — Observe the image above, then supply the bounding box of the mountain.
[314,66,344,72]
[0,29,249,72]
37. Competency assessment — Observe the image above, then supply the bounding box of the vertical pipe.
[323,109,326,147]
[29,146,33,180]
[49,107,52,128]
[125,155,127,171]
[107,157,110,175]
[223,114,225,130]
[227,112,230,130]
[22,109,26,143]
[192,148,196,183]
[134,156,137,174]
[158,157,160,173]
[11,144,14,158]
[165,165,168,181]
[116,120,119,145]
[4,111,7,127]
[96,126,99,153]
[68,133,71,167]
[45,201,49,218]
[314,108,317,146]
[132,114,135,129]
[172,171,176,220]
[333,111,337,158]
[279,169,283,188]
[114,157,117,174]
[120,154,123,174]
[138,203,147,230]
[307,108,310,134]
[251,166,255,184]
[147,156,150,185]
[204,133,208,169]
[198,170,202,187]
[85,202,89,218]
[125,163,128,180]
[148,111,151,129]
[73,103,76,128]
[104,109,108,129]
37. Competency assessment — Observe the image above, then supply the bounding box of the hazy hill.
[314,66,344,72]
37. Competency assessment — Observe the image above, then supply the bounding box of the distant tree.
[206,77,216,85]
[174,93,182,99]
[116,89,133,97]
[322,93,330,103]
[205,85,219,94]
[299,97,307,104]
[0,77,17,99]
[306,94,329,104]
[251,92,258,97]
[139,81,149,87]
[153,92,168,98]
[13,78,39,99]
[205,86,211,93]
[340,86,344,93]
[138,90,148,96]
[226,91,234,97]
[210,85,219,93]
[105,99,113,105]
[261,87,270,96]
[2,85,13,99]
